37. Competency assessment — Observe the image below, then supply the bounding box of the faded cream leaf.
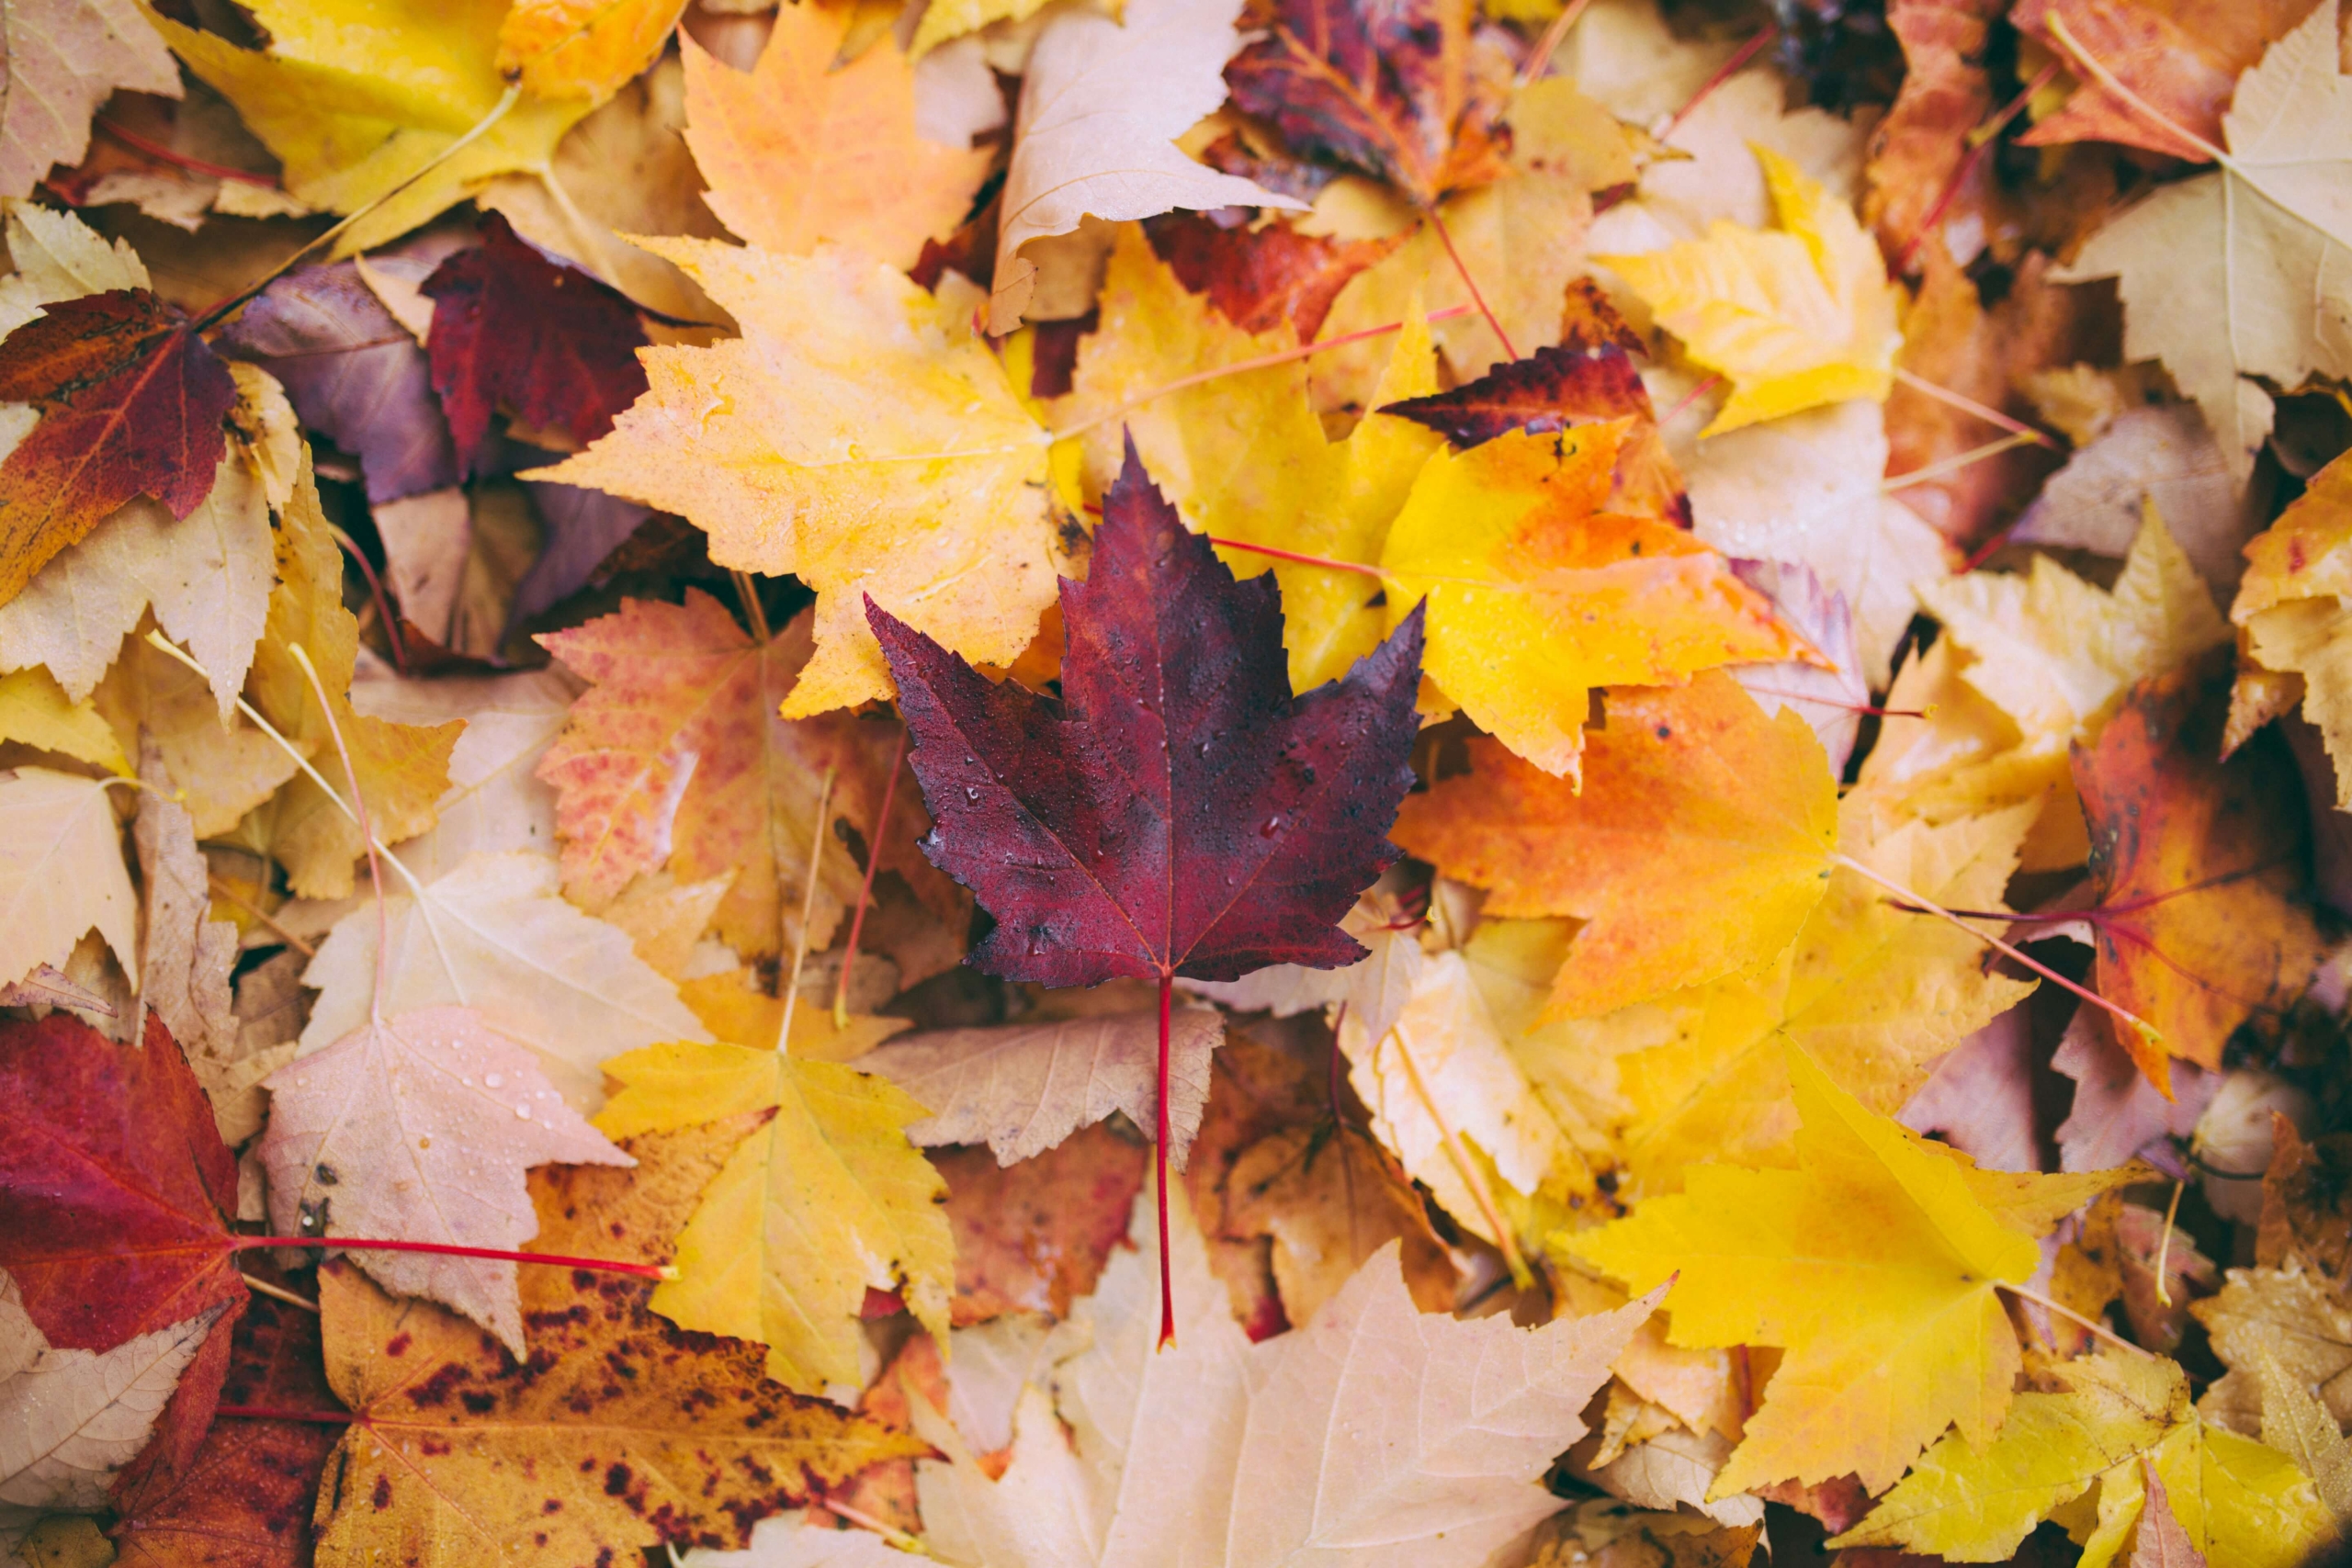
[0,768,134,990]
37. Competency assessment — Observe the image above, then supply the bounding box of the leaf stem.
[1204,536,1385,578]
[233,1235,678,1281]
[1518,0,1596,85]
[1425,204,1516,361]
[1893,367,2059,448]
[94,117,284,186]
[288,643,387,1027]
[1890,61,2062,277]
[1882,430,2041,491]
[1665,25,1779,139]
[2153,1177,2186,1308]
[2041,15,2233,164]
[1156,969,1178,1349]
[776,766,837,1055]
[1831,852,2161,1046]
[241,1271,321,1313]
[326,523,409,674]
[1998,1280,2154,1357]
[835,731,904,1028]
[1389,1021,1530,1282]
[206,875,318,956]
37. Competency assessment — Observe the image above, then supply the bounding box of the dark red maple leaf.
[421,212,650,472]
[1144,210,1405,343]
[112,1280,346,1568]
[0,288,237,604]
[867,441,1424,1340]
[1223,0,1510,207]
[0,1011,246,1349]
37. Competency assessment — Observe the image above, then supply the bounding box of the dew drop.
[483,1072,503,1089]
[418,1135,431,1150]
[965,784,980,800]
[1261,817,1281,836]
[515,1103,533,1119]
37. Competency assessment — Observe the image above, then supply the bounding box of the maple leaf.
[1832,1348,2331,1566]
[2073,649,2324,1091]
[1600,147,1901,435]
[0,1,179,197]
[2057,0,2352,479]
[493,0,689,102]
[1221,1121,1458,1328]
[865,1008,1227,1167]
[2194,1261,2352,1436]
[0,1013,242,1351]
[348,665,575,880]
[1378,421,1809,780]
[1570,1048,2142,1496]
[533,240,1064,714]
[1143,209,1403,344]
[2014,0,2312,162]
[1863,0,2001,256]
[131,757,238,1070]
[1394,674,1839,1020]
[2231,448,2352,804]
[258,1006,631,1351]
[2253,1343,2352,1532]
[307,1127,930,1564]
[536,592,922,958]
[0,768,136,992]
[0,288,238,604]
[419,212,649,472]
[682,4,991,275]
[938,1123,1148,1325]
[297,851,709,1113]
[987,0,1303,332]
[1222,0,1509,208]
[1184,892,1427,1047]
[592,1044,954,1395]
[2014,404,2246,592]
[918,1185,1655,1568]
[146,0,593,255]
[0,665,127,773]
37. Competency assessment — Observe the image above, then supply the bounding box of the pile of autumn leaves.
[5,0,2352,1562]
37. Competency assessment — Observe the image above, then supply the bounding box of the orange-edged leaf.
[1394,673,1838,1019]
[1222,0,1510,207]
[2014,0,2312,163]
[1143,209,1404,343]
[2074,649,2325,1093]
[494,0,692,100]
[0,288,235,604]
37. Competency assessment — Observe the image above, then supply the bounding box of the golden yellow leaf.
[910,0,1052,54]
[676,969,913,1062]
[2232,449,2352,805]
[1568,1049,2139,1496]
[144,0,590,254]
[1599,146,1900,434]
[496,0,691,102]
[1394,674,1838,1020]
[0,667,127,774]
[594,1039,953,1394]
[1378,422,1807,780]
[682,7,989,273]
[532,242,1063,715]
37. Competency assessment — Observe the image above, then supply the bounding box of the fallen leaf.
[295,850,707,1113]
[1726,558,1871,772]
[592,1042,955,1395]
[2254,1345,2352,1529]
[2014,405,2249,593]
[2015,0,2313,162]
[0,0,181,199]
[533,241,1062,714]
[2231,448,2352,803]
[936,1123,1148,1325]
[1379,422,1809,780]
[1394,676,1838,1019]
[1600,147,1901,435]
[349,665,575,880]
[259,1005,631,1351]
[0,767,136,991]
[0,1012,242,1351]
[421,211,649,472]
[131,755,237,1068]
[1570,1048,2140,1495]
[2073,649,2324,1090]
[0,666,127,772]
[683,6,990,275]
[2054,1007,2216,1171]
[864,1008,1226,1167]
[307,1126,930,1564]
[1143,209,1402,344]
[2194,1261,2352,1436]
[1898,1003,2043,1173]
[0,288,237,604]
[494,0,690,102]
[2057,0,2352,479]
[94,637,304,841]
[1221,1122,1457,1326]
[1183,894,1426,1048]
[1864,0,2002,257]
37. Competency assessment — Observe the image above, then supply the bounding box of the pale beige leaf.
[261,1004,631,1350]
[0,198,146,334]
[2012,406,2251,593]
[986,0,1301,333]
[297,851,710,1113]
[864,1008,1225,1168]
[0,667,125,773]
[348,665,576,881]
[94,638,303,840]
[132,750,237,1064]
[1184,905,1425,1049]
[604,871,733,981]
[0,0,180,199]
[0,1301,223,1514]
[0,768,134,989]
[207,948,304,1147]
[681,1510,911,1568]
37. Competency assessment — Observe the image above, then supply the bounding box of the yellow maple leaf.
[144,0,591,254]
[1067,228,1444,692]
[1833,1350,2330,1567]
[1378,422,1807,780]
[0,667,128,776]
[533,241,1064,716]
[594,1039,954,1395]
[1568,1048,2139,1497]
[245,453,458,900]
[1396,674,1838,1020]
[496,0,691,102]
[682,6,990,273]
[2233,448,2352,805]
[1600,145,1900,435]
[910,0,1053,54]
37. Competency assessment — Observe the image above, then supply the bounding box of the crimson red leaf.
[421,212,650,472]
[1381,343,1656,446]
[1222,0,1509,206]
[1144,210,1404,343]
[866,440,1424,989]
[0,1011,243,1349]
[0,288,235,604]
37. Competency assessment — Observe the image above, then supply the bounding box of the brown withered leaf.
[1182,1023,1332,1340]
[1222,1122,1456,1328]
[2256,1119,2352,1277]
[1143,211,1404,344]
[307,1121,928,1565]
[1866,0,2004,259]
[0,288,237,605]
[937,1122,1148,1325]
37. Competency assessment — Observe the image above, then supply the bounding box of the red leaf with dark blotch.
[1380,343,1653,446]
[421,211,650,472]
[106,1303,243,1524]
[1144,210,1405,343]
[0,288,235,603]
[1558,276,1646,356]
[112,1286,345,1568]
[867,441,1425,988]
[0,1010,243,1349]
[1223,0,1509,207]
